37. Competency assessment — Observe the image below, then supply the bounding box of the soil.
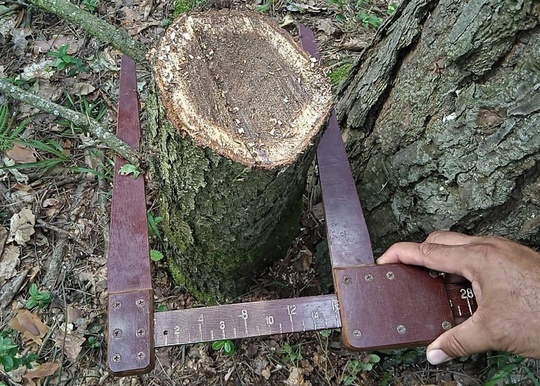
[0,0,538,385]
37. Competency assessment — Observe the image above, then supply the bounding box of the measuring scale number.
[457,287,475,317]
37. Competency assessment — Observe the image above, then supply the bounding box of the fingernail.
[427,349,451,365]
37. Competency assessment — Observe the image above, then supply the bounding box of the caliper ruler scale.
[107,27,478,376]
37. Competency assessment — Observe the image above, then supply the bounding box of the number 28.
[460,288,474,299]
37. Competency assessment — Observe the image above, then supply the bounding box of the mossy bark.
[337,0,540,254]
[146,85,318,302]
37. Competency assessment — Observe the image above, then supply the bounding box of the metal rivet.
[112,301,121,309]
[343,275,352,285]
[113,329,122,338]
[353,329,362,338]
[364,274,373,282]
[429,270,440,278]
[442,321,452,330]
[136,299,145,307]
[136,328,145,337]
[397,325,406,334]
[112,353,121,362]
[137,352,146,360]
[386,271,395,280]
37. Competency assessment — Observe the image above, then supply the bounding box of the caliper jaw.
[333,265,475,351]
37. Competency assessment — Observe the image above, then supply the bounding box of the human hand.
[377,231,540,365]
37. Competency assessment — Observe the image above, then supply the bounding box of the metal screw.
[137,352,146,360]
[397,325,406,334]
[136,299,145,307]
[343,275,352,285]
[113,329,122,338]
[386,271,395,280]
[112,353,121,362]
[353,329,362,338]
[429,270,440,278]
[136,328,146,337]
[364,274,373,282]
[112,301,121,309]
[442,321,452,330]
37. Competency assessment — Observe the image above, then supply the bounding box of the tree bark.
[337,0,540,254]
[146,11,332,301]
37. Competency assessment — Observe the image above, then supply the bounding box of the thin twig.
[0,79,141,167]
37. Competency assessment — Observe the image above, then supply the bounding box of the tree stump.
[337,0,540,253]
[146,10,332,301]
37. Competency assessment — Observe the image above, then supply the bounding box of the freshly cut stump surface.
[153,10,332,167]
[148,10,332,300]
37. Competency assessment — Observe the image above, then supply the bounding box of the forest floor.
[1,0,540,384]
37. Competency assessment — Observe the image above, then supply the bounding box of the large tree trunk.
[146,11,332,301]
[337,0,540,254]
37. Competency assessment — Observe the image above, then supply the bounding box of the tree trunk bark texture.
[337,0,540,253]
[146,11,332,301]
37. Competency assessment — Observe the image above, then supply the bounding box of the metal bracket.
[108,290,154,375]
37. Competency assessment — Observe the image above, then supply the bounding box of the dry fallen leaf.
[53,328,86,362]
[2,156,29,183]
[33,35,81,54]
[8,309,49,345]
[20,59,55,81]
[72,82,95,96]
[6,143,37,163]
[285,367,310,386]
[10,28,32,55]
[0,244,20,284]
[23,362,60,386]
[261,367,271,380]
[316,18,336,36]
[8,207,35,245]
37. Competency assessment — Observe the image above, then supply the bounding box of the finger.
[419,243,477,279]
[425,231,480,245]
[377,242,422,264]
[426,315,491,364]
[378,242,476,278]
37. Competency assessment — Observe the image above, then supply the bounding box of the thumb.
[426,316,490,365]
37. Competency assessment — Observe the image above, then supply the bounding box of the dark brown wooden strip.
[299,25,375,267]
[107,55,154,376]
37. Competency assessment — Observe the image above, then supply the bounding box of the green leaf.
[118,164,140,178]
[212,341,225,350]
[148,212,163,239]
[257,0,272,12]
[1,355,14,371]
[223,341,235,355]
[369,354,381,363]
[157,304,168,312]
[150,249,164,262]
[26,298,37,309]
[29,283,38,296]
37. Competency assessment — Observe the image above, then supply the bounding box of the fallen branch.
[0,79,141,166]
[28,0,149,67]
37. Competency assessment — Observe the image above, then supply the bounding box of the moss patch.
[328,62,353,87]
[173,0,201,16]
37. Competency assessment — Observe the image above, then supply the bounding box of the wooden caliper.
[106,27,477,376]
